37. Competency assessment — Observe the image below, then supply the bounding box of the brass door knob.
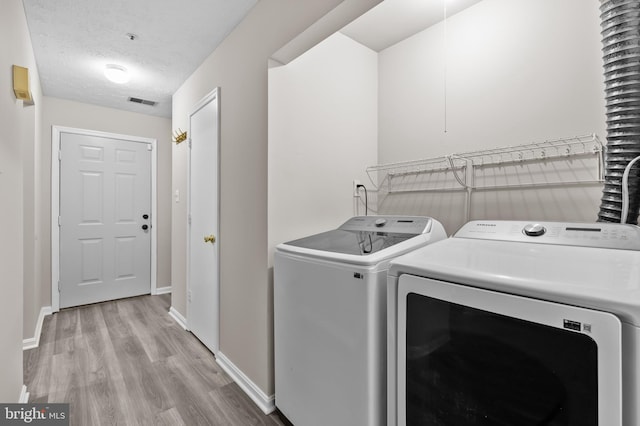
[203,234,216,244]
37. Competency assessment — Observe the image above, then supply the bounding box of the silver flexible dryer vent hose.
[598,0,640,224]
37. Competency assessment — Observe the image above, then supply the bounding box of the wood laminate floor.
[24,294,289,426]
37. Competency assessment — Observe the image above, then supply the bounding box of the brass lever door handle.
[203,234,216,244]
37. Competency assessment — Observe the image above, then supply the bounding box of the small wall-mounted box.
[13,65,33,103]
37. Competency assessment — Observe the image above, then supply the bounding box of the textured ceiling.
[22,0,481,118]
[341,0,482,52]
[22,0,257,117]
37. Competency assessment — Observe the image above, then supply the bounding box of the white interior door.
[59,132,152,308]
[188,88,220,354]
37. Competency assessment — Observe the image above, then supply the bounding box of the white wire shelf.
[454,134,604,168]
[365,134,605,221]
[366,133,604,192]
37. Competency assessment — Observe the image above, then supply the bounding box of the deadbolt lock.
[203,234,216,244]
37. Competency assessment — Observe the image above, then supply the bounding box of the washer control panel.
[339,216,432,235]
[375,218,387,227]
[455,220,640,250]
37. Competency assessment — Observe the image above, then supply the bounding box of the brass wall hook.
[173,129,187,144]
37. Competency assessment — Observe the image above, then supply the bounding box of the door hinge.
[58,150,62,161]
[147,144,153,151]
[188,139,192,149]
[58,216,61,227]
[58,281,61,292]
[188,214,192,225]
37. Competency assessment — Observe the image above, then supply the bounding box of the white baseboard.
[154,286,172,295]
[19,385,29,403]
[23,306,53,350]
[216,351,275,415]
[168,306,188,330]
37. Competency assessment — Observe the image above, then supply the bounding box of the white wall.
[172,0,382,399]
[377,0,606,233]
[268,32,378,259]
[1,0,43,402]
[379,0,605,162]
[35,96,172,330]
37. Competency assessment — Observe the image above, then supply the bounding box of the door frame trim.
[186,87,221,354]
[51,125,158,312]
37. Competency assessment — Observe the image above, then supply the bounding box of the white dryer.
[387,220,640,426]
[274,215,447,426]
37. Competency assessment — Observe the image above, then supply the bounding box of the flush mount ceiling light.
[104,64,130,84]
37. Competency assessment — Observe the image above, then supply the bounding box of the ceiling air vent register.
[128,97,157,107]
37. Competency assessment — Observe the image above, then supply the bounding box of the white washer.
[274,215,447,426]
[387,220,640,426]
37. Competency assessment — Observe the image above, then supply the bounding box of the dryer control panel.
[455,220,640,251]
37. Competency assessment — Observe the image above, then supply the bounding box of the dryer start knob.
[523,223,546,237]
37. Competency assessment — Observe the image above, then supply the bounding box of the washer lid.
[282,216,433,256]
[283,229,416,256]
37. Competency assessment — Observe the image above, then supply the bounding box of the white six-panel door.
[187,88,220,354]
[59,132,152,308]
